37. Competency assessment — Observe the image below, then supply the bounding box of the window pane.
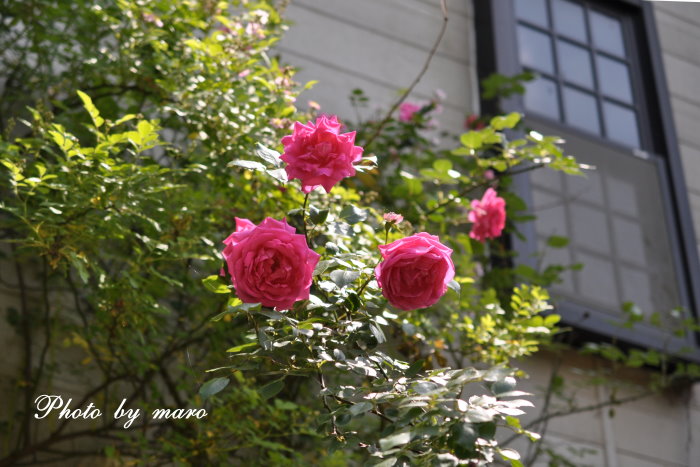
[591,11,625,57]
[603,101,640,147]
[612,217,647,267]
[558,40,594,88]
[552,0,587,43]
[514,0,549,28]
[596,54,633,104]
[527,121,682,324]
[524,76,561,119]
[562,86,600,135]
[570,202,611,254]
[517,25,554,74]
[575,252,620,310]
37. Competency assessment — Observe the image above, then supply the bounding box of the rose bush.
[375,233,455,310]
[204,96,587,465]
[222,217,320,310]
[281,115,363,193]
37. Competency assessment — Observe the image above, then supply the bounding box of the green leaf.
[254,143,283,167]
[202,275,230,293]
[77,90,104,128]
[546,235,569,248]
[348,401,373,416]
[229,160,266,171]
[266,168,288,183]
[313,260,333,276]
[309,206,329,224]
[226,342,258,353]
[490,112,521,130]
[259,378,284,400]
[405,359,424,378]
[460,131,483,150]
[257,329,272,350]
[199,377,229,400]
[373,458,397,467]
[369,323,386,345]
[447,280,461,295]
[433,159,452,173]
[339,204,368,224]
[379,430,411,450]
[114,114,137,126]
[68,253,89,284]
[499,448,521,461]
[464,406,494,423]
[332,348,346,361]
[330,270,360,288]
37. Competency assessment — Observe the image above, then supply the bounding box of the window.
[474,0,700,358]
[515,0,642,148]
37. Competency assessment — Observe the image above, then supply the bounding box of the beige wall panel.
[679,144,700,196]
[289,0,474,64]
[663,54,700,105]
[611,391,690,466]
[618,451,687,467]
[688,191,700,246]
[415,0,472,18]
[654,2,700,28]
[690,404,700,466]
[279,4,475,115]
[514,353,607,446]
[655,8,700,66]
[670,97,700,151]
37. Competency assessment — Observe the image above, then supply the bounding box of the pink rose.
[281,115,363,193]
[465,114,486,130]
[375,233,455,311]
[468,188,506,242]
[399,102,421,122]
[222,217,320,310]
[383,212,404,225]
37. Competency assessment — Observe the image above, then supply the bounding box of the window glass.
[558,40,594,88]
[514,0,642,149]
[517,25,555,74]
[563,86,600,135]
[591,10,625,57]
[575,252,620,309]
[596,55,633,104]
[527,122,682,324]
[515,0,549,28]
[524,77,561,119]
[552,0,587,42]
[603,101,640,147]
[612,217,647,267]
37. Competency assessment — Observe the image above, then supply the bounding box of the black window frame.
[474,0,700,361]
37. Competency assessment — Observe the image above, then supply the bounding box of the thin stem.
[317,369,339,438]
[362,0,449,150]
[302,192,310,247]
[525,357,562,465]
